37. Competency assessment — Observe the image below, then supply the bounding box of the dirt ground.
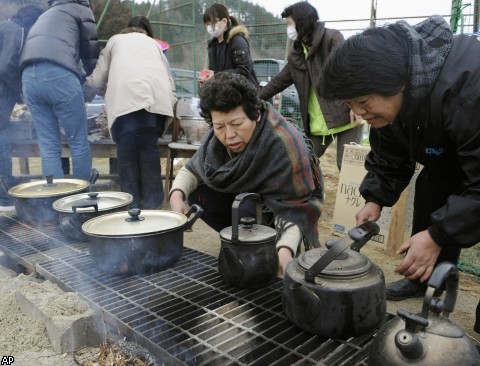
[1,146,479,365]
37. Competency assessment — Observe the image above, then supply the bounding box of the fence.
[116,0,478,120]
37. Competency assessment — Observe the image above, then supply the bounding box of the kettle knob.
[394,329,424,359]
[240,217,256,229]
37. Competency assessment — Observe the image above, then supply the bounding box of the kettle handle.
[305,221,380,283]
[421,262,459,318]
[231,193,262,244]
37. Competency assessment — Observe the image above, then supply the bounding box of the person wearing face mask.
[258,2,363,172]
[199,3,259,88]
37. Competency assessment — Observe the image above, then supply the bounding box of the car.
[253,58,301,119]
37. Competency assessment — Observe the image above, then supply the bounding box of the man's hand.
[355,202,381,225]
[394,230,442,282]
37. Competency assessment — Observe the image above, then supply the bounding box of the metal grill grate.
[0,214,388,366]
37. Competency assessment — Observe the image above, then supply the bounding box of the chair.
[163,114,199,202]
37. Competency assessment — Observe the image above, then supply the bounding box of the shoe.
[386,279,427,301]
[386,278,443,301]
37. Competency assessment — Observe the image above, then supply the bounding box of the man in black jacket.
[19,0,99,181]
[320,16,480,332]
[0,5,44,208]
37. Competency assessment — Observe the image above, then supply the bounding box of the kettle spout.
[394,329,424,359]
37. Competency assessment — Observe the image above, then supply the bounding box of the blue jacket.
[0,6,44,94]
[19,0,99,82]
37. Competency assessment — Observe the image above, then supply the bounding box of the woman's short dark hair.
[199,73,262,125]
[128,16,154,38]
[203,3,239,28]
[320,25,409,100]
[281,1,319,48]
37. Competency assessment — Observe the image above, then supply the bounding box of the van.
[253,58,300,119]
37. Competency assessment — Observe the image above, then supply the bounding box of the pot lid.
[8,176,89,198]
[298,247,372,278]
[220,217,277,244]
[52,191,133,213]
[82,208,187,238]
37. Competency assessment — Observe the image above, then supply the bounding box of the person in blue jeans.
[19,0,99,181]
[0,6,44,206]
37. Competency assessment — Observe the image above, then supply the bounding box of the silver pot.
[53,191,133,241]
[8,176,90,226]
[81,206,203,275]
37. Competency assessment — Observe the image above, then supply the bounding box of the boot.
[386,278,443,301]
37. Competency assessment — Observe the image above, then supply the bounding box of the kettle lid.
[298,247,372,278]
[220,217,277,245]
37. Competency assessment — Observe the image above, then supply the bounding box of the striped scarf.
[186,104,323,248]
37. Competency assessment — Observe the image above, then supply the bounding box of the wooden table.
[11,136,172,176]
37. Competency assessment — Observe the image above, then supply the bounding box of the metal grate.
[0,213,389,366]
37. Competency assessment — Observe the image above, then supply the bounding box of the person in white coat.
[85,26,176,208]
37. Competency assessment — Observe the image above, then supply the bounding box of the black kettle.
[218,193,278,289]
[368,262,480,366]
[282,221,386,339]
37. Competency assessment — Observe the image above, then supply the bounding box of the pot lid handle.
[43,175,57,187]
[231,193,262,244]
[125,208,145,222]
[304,221,380,283]
[72,200,99,213]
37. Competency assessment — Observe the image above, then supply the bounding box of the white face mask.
[287,25,298,41]
[207,21,224,38]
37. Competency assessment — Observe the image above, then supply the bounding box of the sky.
[250,0,463,37]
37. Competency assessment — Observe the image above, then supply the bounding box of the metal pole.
[474,0,480,32]
[370,0,377,28]
[450,0,462,32]
[96,0,113,30]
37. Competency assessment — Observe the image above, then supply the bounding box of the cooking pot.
[180,115,210,145]
[218,193,278,289]
[282,221,385,339]
[368,262,480,365]
[53,191,133,241]
[81,205,203,275]
[8,175,90,226]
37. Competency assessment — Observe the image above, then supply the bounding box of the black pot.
[52,191,133,241]
[282,221,386,339]
[8,176,90,227]
[81,205,203,275]
[218,193,278,289]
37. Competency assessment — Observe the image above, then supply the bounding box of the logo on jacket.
[425,147,446,156]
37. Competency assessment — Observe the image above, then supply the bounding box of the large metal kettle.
[368,262,480,365]
[282,221,386,339]
[218,193,278,289]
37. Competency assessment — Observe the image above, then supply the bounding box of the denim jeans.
[22,63,91,180]
[0,83,21,205]
[115,110,164,209]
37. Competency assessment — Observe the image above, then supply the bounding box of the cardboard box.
[332,144,419,247]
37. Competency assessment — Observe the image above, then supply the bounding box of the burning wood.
[76,339,161,366]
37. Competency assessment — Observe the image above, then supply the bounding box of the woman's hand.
[278,247,294,279]
[355,202,381,225]
[394,230,442,282]
[198,69,214,83]
[169,190,188,214]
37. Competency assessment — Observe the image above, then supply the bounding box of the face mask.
[287,25,298,41]
[207,21,224,38]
